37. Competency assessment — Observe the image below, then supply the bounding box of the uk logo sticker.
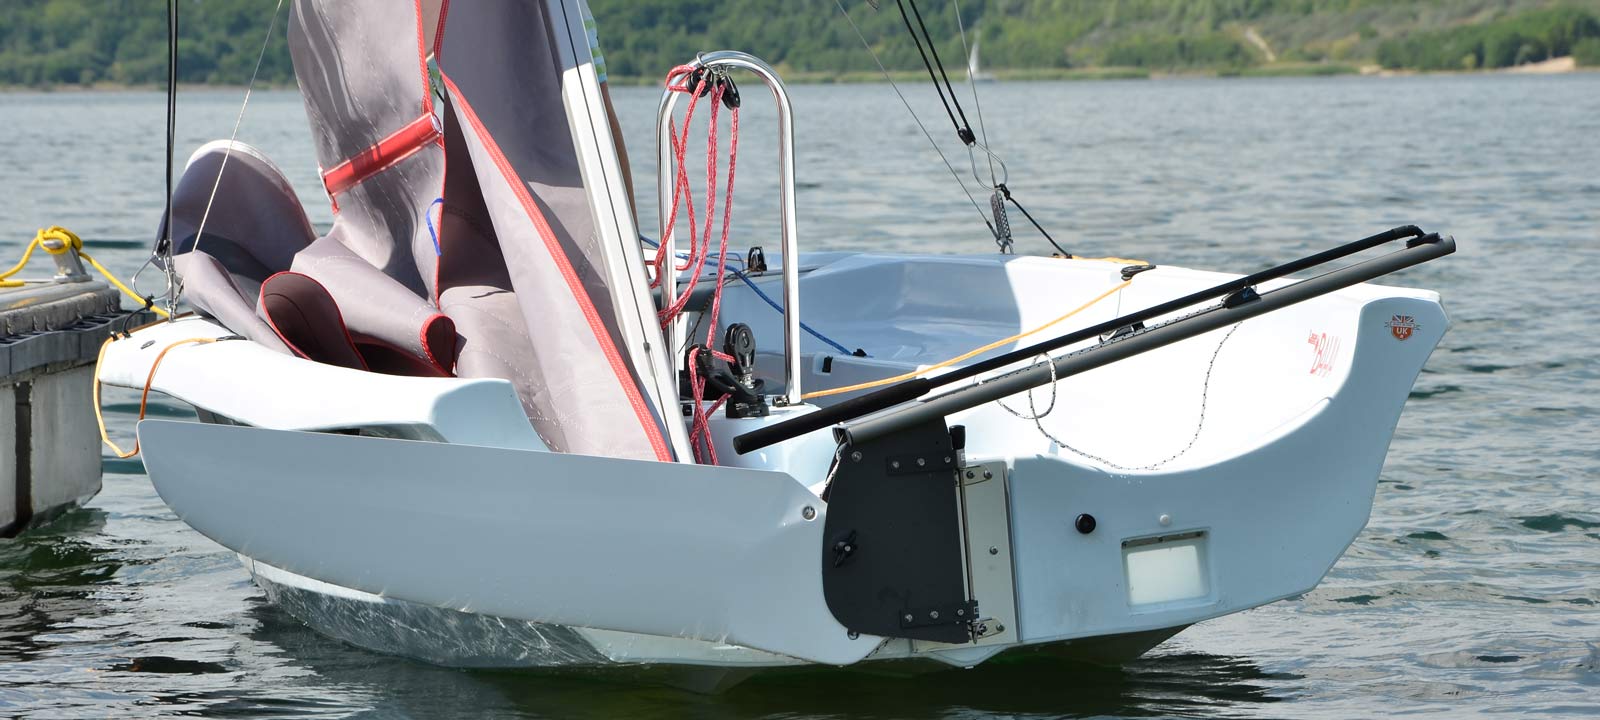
[1386,315,1417,341]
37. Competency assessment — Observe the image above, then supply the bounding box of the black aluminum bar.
[732,224,1427,454]
[931,224,1424,387]
[840,234,1454,446]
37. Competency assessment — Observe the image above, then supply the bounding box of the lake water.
[2,72,1598,718]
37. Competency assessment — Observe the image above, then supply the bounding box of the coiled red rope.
[657,64,741,464]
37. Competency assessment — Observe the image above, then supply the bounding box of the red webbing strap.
[321,114,442,202]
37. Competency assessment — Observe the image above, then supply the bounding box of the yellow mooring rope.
[1,226,170,318]
[94,335,218,458]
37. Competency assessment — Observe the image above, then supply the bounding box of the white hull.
[248,558,1181,676]
[108,252,1448,674]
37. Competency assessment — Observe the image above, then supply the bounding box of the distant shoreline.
[2,58,1589,93]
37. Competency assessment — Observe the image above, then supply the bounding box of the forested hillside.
[0,0,292,86]
[2,0,1598,87]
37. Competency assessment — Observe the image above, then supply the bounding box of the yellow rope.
[95,335,218,458]
[800,279,1133,400]
[0,234,46,287]
[2,226,171,318]
[1071,255,1149,266]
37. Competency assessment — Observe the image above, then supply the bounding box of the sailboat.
[97,0,1455,686]
[968,32,996,83]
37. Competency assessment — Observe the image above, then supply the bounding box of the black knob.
[1074,513,1097,535]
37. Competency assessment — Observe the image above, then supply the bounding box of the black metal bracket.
[884,451,956,476]
[900,600,980,631]
[1121,263,1157,281]
[1223,286,1260,308]
[1407,232,1442,249]
[1100,321,1145,343]
[821,419,973,644]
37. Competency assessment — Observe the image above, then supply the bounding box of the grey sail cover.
[164,0,686,463]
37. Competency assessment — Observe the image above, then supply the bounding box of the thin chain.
[993,323,1242,472]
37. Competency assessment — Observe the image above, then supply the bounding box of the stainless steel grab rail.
[655,51,802,405]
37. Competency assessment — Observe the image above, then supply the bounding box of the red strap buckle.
[321,113,442,202]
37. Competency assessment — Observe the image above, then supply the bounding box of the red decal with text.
[1307,332,1340,377]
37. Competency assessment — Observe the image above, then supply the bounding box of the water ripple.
[2,72,1598,718]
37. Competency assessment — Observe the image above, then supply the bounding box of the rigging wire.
[894,0,975,146]
[1000,184,1071,257]
[890,0,1079,257]
[182,0,286,300]
[949,0,996,186]
[162,0,177,277]
[135,0,183,319]
[844,0,1078,256]
[832,0,996,238]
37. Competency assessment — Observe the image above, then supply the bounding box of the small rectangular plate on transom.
[1122,530,1210,611]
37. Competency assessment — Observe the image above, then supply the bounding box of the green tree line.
[2,0,1598,88]
[1376,6,1600,70]
[0,0,292,87]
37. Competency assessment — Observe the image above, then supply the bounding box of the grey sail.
[162,0,687,462]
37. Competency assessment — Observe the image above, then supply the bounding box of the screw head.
[904,613,914,623]
[802,506,816,520]
[995,623,1005,633]
[848,630,860,640]
[850,450,863,462]
[956,608,965,617]
[965,470,976,479]
[916,458,926,467]
[891,460,901,469]
[1159,513,1172,527]
[929,610,940,620]
[982,470,993,480]
[1075,513,1097,535]
[989,546,999,555]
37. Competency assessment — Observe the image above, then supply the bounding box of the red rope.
[658,65,742,465]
